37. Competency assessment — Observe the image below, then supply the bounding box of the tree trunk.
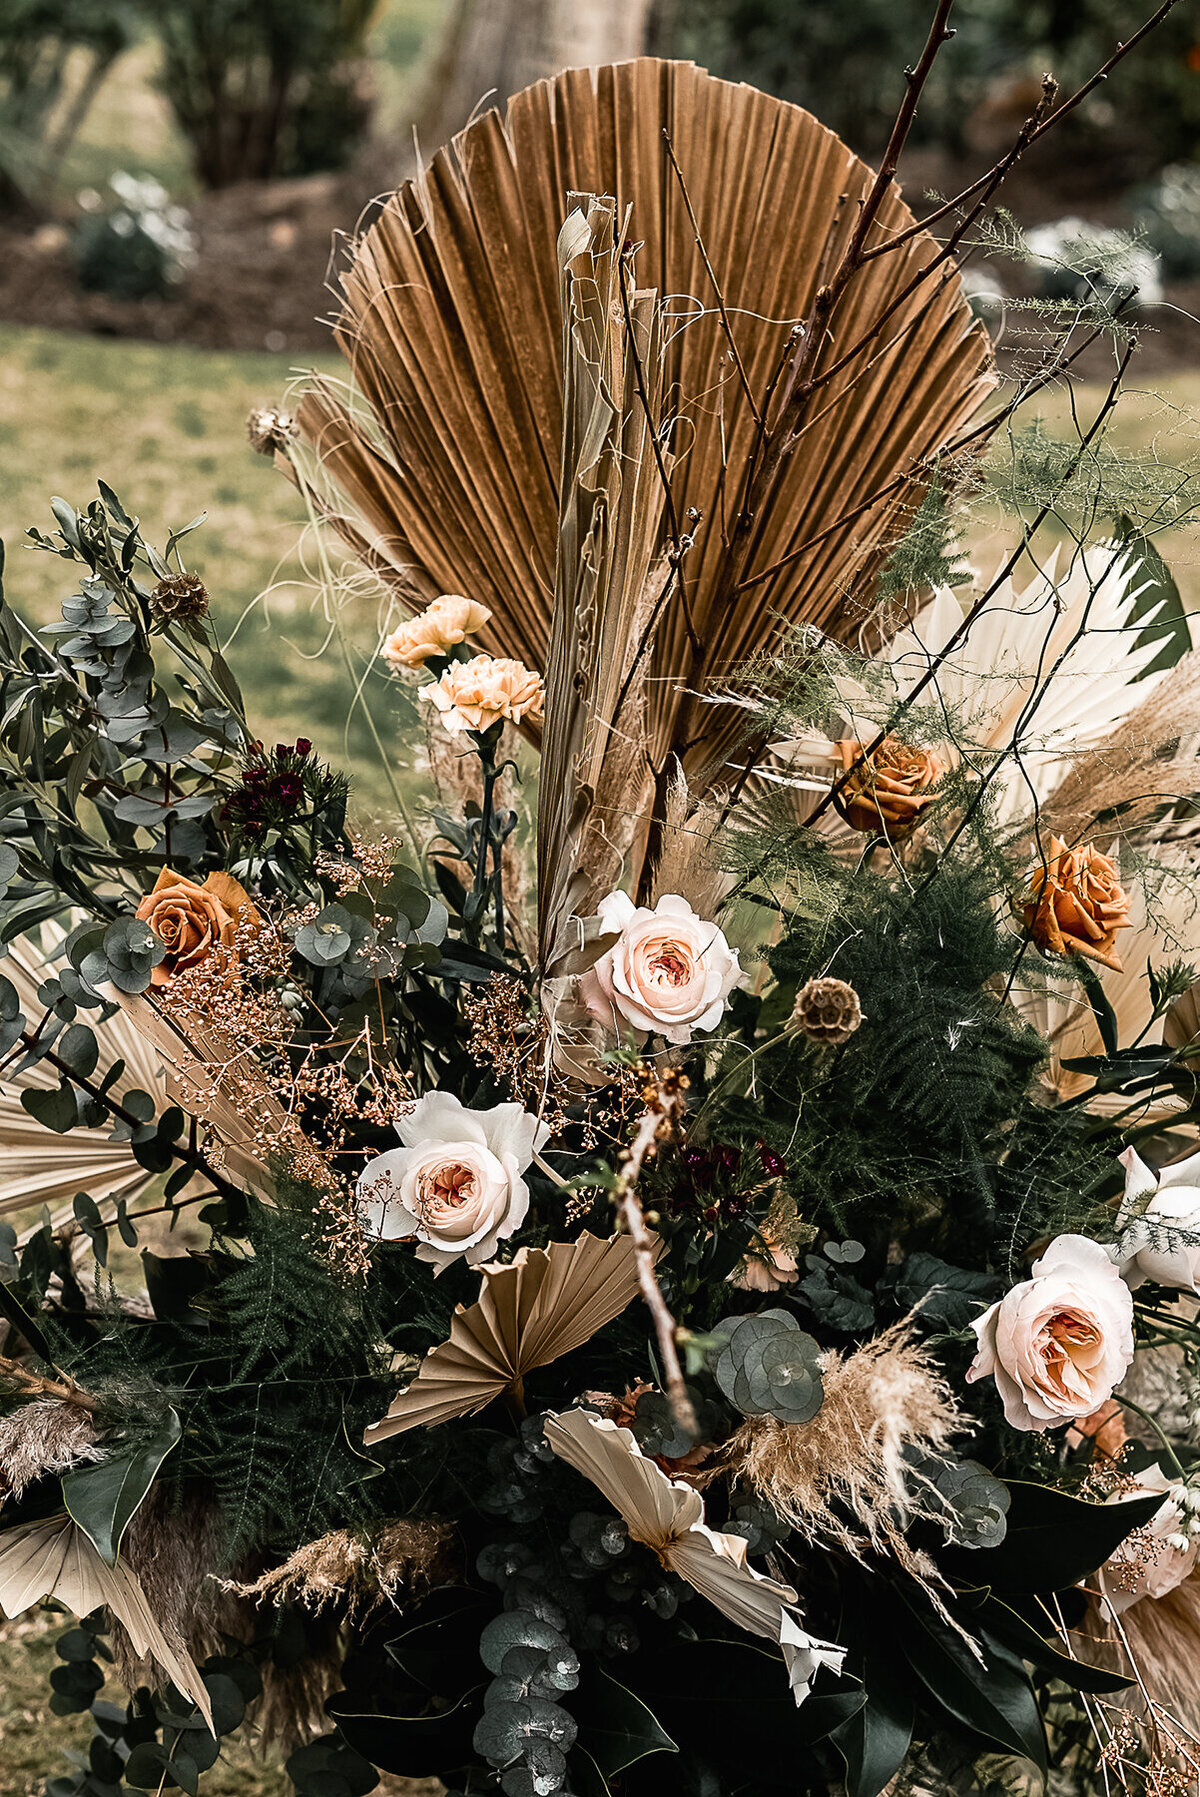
[415,0,652,152]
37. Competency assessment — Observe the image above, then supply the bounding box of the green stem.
[1115,1394,1188,1481]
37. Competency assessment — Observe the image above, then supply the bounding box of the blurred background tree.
[0,0,138,209]
[155,0,381,187]
[665,0,1200,177]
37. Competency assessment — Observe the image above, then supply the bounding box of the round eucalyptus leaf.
[501,1739,568,1797]
[480,1612,577,1683]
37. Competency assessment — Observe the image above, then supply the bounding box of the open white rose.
[580,892,741,1047]
[1114,1145,1200,1294]
[357,1091,550,1271]
[966,1234,1134,1433]
[1099,1462,1200,1616]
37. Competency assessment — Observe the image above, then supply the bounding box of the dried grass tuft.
[0,1398,102,1497]
[226,1518,456,1618]
[718,1320,967,1580]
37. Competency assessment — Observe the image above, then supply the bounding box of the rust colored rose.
[136,868,255,987]
[834,736,943,839]
[1019,836,1131,973]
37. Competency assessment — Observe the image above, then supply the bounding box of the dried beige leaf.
[298,58,993,901]
[0,1512,213,1730]
[364,1232,648,1444]
[0,928,177,1214]
[544,1408,844,1704]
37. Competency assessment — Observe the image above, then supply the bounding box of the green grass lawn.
[0,324,426,825]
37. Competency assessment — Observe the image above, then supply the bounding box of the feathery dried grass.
[0,1399,102,1497]
[226,1519,456,1618]
[718,1321,966,1574]
[1041,649,1200,844]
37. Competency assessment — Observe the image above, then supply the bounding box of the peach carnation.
[382,595,492,670]
[420,653,543,735]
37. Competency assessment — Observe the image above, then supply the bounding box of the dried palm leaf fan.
[297,57,994,925]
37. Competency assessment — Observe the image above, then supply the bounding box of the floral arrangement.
[2,36,1200,1797]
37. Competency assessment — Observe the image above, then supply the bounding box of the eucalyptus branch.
[16,1026,245,1204]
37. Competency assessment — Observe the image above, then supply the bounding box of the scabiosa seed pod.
[150,573,209,625]
[246,406,296,455]
[791,976,864,1046]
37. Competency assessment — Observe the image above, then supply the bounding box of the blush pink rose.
[580,892,742,1047]
[966,1234,1134,1432]
[357,1090,550,1271]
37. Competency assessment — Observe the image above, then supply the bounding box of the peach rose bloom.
[420,654,544,735]
[381,595,492,670]
[834,736,944,840]
[357,1090,550,1271]
[1099,1463,1200,1615]
[136,868,255,987]
[1018,836,1131,973]
[966,1234,1134,1432]
[581,892,742,1047]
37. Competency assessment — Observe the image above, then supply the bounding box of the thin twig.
[661,128,762,428]
[0,1353,98,1413]
[613,227,703,661]
[859,0,1186,265]
[802,335,1136,832]
[614,1073,697,1439]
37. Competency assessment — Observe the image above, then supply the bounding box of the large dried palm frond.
[0,928,173,1216]
[295,57,994,902]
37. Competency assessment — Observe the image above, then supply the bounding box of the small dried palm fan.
[294,58,994,960]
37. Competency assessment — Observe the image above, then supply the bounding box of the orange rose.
[1018,837,1131,973]
[834,736,944,839]
[136,868,256,987]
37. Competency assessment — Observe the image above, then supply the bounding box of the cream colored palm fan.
[0,928,171,1216]
[296,57,993,937]
[365,1231,646,1442]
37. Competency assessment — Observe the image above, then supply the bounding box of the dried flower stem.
[615,1076,697,1440]
[0,1354,98,1414]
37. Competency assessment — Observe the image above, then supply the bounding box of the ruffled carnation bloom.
[834,736,945,840]
[580,892,742,1047]
[420,653,543,735]
[966,1234,1134,1432]
[1099,1462,1200,1615]
[382,595,492,670]
[1017,836,1131,973]
[357,1090,550,1271]
[1114,1145,1200,1294]
[135,868,256,987]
